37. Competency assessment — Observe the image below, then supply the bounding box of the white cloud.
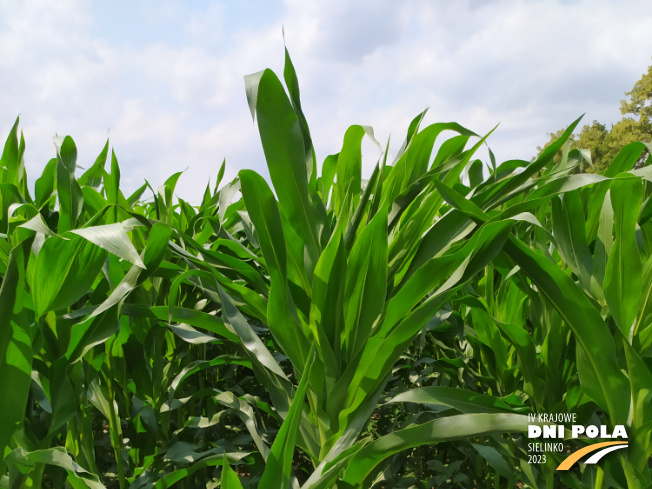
[1,0,652,203]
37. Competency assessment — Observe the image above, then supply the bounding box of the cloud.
[1,0,651,202]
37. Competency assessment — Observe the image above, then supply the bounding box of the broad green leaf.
[635,254,652,337]
[528,173,608,201]
[623,339,652,473]
[604,175,643,338]
[0,325,32,459]
[90,263,141,318]
[333,125,364,223]
[19,212,55,236]
[309,227,346,365]
[127,181,148,205]
[122,305,238,343]
[603,141,648,177]
[70,219,145,268]
[471,443,515,480]
[239,170,286,280]
[105,149,121,207]
[240,169,311,369]
[213,391,271,460]
[492,318,543,405]
[474,115,582,209]
[78,139,109,188]
[258,346,314,489]
[0,239,32,458]
[168,323,218,344]
[221,455,244,489]
[382,122,476,207]
[250,69,321,265]
[139,222,172,282]
[150,453,249,489]
[32,235,107,316]
[55,135,83,233]
[342,413,532,485]
[504,236,629,424]
[34,158,57,209]
[66,311,119,364]
[283,45,316,189]
[342,209,387,362]
[0,117,20,186]
[468,159,484,188]
[344,163,379,250]
[0,239,30,361]
[218,286,289,381]
[4,447,105,489]
[387,386,515,414]
[593,189,614,289]
[48,357,78,434]
[551,191,594,295]
[320,153,338,204]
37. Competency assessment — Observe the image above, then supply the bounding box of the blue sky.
[2,0,652,201]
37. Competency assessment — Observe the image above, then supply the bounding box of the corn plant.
[1,46,652,489]
[0,122,267,488]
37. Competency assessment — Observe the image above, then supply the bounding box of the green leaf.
[387,386,515,414]
[217,286,290,382]
[122,305,238,343]
[504,236,629,424]
[90,263,142,318]
[342,209,387,362]
[70,219,145,268]
[32,235,107,316]
[492,318,543,405]
[603,141,648,177]
[604,175,643,338]
[333,125,365,223]
[259,346,315,489]
[240,169,311,369]
[4,447,105,489]
[551,191,594,296]
[55,136,83,233]
[283,45,316,189]
[139,222,172,282]
[0,326,32,458]
[476,115,583,209]
[623,339,652,473]
[221,455,244,489]
[151,453,249,489]
[19,213,55,236]
[249,69,321,266]
[239,170,286,281]
[471,443,515,480]
[66,311,119,364]
[34,158,57,208]
[0,238,33,458]
[48,358,78,435]
[342,413,532,485]
[78,139,109,188]
[105,149,121,207]
[310,228,346,365]
[0,117,20,184]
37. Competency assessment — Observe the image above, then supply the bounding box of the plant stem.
[594,466,604,489]
[106,338,126,489]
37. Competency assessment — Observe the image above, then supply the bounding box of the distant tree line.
[537,62,652,172]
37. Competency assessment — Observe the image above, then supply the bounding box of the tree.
[537,61,652,172]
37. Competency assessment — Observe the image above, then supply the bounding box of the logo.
[527,413,628,470]
[556,441,628,470]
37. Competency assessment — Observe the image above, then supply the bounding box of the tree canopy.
[538,62,652,172]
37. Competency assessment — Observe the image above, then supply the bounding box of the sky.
[2,0,652,202]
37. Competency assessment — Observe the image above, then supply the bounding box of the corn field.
[1,50,651,489]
